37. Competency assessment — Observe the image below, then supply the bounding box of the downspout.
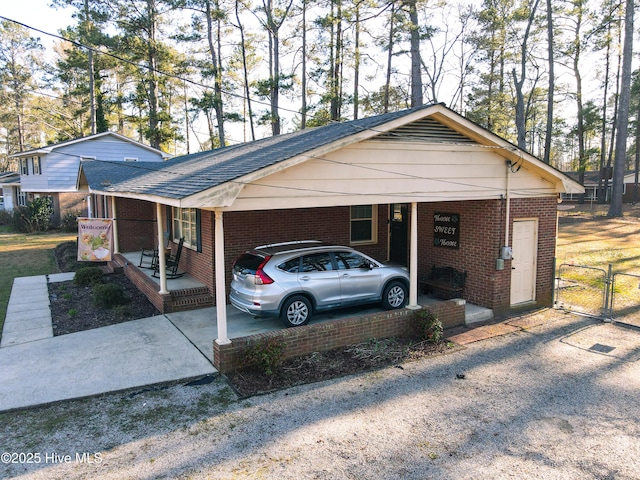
[505,161,511,249]
[111,196,119,254]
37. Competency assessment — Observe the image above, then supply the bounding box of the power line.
[0,15,306,119]
[82,141,548,200]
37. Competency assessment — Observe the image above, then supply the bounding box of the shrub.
[74,266,104,287]
[240,338,285,375]
[59,211,80,233]
[68,308,78,317]
[112,304,132,320]
[415,309,443,344]
[93,282,128,308]
[0,209,12,226]
[11,198,54,233]
[55,241,78,258]
[54,241,84,272]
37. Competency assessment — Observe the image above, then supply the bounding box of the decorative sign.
[433,212,460,249]
[78,218,114,261]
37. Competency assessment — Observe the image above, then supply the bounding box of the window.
[32,156,41,175]
[335,251,370,270]
[20,158,29,175]
[301,253,335,272]
[350,205,377,244]
[278,257,302,273]
[16,187,27,207]
[172,207,199,249]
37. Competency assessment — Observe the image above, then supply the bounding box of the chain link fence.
[611,272,640,328]
[555,264,609,318]
[555,263,640,328]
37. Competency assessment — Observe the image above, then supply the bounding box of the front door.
[389,204,408,265]
[510,219,538,305]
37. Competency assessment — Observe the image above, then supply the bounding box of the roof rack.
[255,240,322,250]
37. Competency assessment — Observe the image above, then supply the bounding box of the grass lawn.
[0,226,76,336]
[557,204,640,272]
[556,204,640,317]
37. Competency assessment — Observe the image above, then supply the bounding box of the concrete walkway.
[0,274,216,412]
[0,274,68,348]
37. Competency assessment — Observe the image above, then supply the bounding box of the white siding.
[20,135,165,193]
[1,186,14,210]
[222,142,558,211]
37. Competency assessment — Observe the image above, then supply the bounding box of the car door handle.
[300,276,310,281]
[342,274,350,279]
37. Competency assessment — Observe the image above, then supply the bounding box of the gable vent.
[370,117,477,144]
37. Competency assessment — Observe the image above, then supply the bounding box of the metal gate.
[555,263,640,327]
[555,264,609,318]
[611,272,640,328]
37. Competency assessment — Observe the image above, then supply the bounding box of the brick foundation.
[213,300,465,373]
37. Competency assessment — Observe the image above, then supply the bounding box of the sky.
[0,0,75,44]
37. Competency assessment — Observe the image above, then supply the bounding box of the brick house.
[562,170,640,203]
[78,103,583,348]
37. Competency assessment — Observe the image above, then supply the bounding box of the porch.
[111,251,214,313]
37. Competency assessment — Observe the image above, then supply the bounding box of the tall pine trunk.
[608,0,634,217]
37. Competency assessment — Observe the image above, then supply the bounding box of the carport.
[78,103,583,367]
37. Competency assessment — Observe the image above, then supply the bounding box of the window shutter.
[196,209,202,253]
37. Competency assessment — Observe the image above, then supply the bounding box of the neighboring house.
[10,132,171,225]
[78,103,583,348]
[562,170,639,203]
[0,172,21,212]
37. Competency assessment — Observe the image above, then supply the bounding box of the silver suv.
[230,241,409,327]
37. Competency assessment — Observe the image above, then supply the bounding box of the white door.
[510,220,537,305]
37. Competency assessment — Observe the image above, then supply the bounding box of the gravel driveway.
[2,310,639,479]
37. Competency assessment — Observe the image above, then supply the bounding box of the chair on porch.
[152,237,185,279]
[139,232,169,269]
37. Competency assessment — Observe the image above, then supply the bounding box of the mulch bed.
[226,338,462,397]
[48,274,160,336]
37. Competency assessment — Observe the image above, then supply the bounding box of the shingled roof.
[80,104,440,200]
[80,103,585,206]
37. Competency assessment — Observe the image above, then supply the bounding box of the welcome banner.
[77,218,114,262]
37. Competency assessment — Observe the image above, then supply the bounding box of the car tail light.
[255,256,274,285]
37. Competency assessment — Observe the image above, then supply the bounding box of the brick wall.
[417,197,557,312]
[119,254,172,312]
[115,197,557,315]
[510,197,558,307]
[191,206,391,303]
[57,193,87,224]
[213,300,465,373]
[115,198,157,252]
[418,200,506,310]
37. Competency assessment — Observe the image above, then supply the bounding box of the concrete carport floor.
[0,273,492,412]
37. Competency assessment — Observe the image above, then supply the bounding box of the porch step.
[465,303,494,325]
[170,287,214,312]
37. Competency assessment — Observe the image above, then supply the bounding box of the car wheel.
[282,295,312,327]
[382,281,407,309]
